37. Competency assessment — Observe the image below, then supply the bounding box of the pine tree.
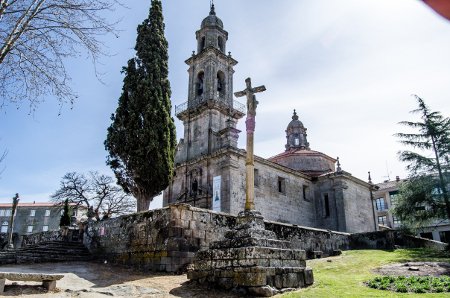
[105,0,176,212]
[394,95,450,222]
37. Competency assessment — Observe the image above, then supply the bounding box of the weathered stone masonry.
[84,204,349,272]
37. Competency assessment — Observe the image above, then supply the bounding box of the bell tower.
[174,4,245,164]
[285,110,310,151]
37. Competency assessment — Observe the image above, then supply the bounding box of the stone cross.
[234,78,266,211]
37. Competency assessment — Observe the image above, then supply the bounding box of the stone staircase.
[0,241,93,265]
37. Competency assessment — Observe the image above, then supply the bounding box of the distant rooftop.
[375,177,407,190]
[0,202,82,208]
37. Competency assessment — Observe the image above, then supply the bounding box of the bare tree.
[0,145,6,178]
[51,171,136,220]
[0,0,121,111]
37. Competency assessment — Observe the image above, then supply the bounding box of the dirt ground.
[3,260,448,297]
[0,261,242,297]
[374,262,450,277]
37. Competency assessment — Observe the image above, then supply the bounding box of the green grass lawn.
[281,249,450,298]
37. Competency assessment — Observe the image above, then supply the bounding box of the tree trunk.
[136,194,151,212]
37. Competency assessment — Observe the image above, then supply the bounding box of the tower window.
[295,138,300,146]
[196,72,204,96]
[217,71,225,97]
[192,179,198,193]
[218,36,224,52]
[201,36,206,50]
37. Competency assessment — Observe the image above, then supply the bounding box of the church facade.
[163,5,376,233]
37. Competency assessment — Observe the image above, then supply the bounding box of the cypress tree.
[105,0,176,211]
[60,199,71,227]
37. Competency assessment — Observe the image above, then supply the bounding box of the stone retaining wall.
[84,204,350,272]
[349,230,448,251]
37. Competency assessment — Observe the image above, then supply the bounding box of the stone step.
[0,241,93,265]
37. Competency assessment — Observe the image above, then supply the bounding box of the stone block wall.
[349,230,448,251]
[84,204,351,272]
[264,221,350,255]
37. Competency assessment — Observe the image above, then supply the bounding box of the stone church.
[163,5,376,233]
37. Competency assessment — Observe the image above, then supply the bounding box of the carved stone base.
[188,210,314,296]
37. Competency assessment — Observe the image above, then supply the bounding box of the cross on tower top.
[210,0,215,15]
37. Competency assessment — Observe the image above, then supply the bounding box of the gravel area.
[0,261,241,297]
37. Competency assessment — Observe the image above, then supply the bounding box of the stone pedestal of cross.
[234,78,266,211]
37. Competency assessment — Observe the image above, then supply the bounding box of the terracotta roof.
[375,179,407,190]
[269,149,336,163]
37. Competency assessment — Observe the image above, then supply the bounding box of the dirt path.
[0,261,241,297]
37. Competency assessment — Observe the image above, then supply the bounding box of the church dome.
[201,4,223,29]
[287,110,304,130]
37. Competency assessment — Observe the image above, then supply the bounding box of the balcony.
[175,97,246,117]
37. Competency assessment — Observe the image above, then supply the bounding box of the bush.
[367,275,450,293]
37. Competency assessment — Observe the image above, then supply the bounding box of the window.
[393,216,401,225]
[0,209,4,216]
[45,210,51,217]
[389,191,399,208]
[375,198,386,211]
[254,169,259,187]
[201,36,206,50]
[323,194,330,217]
[378,216,387,225]
[30,210,36,217]
[42,226,49,232]
[295,138,300,146]
[196,72,204,96]
[303,185,309,201]
[4,210,11,216]
[1,221,8,233]
[439,231,450,244]
[278,177,286,194]
[218,36,224,52]
[191,178,198,193]
[217,71,225,97]
[27,226,33,233]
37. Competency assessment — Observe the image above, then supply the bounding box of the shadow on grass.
[393,248,450,263]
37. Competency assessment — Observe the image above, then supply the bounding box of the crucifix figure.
[234,78,266,211]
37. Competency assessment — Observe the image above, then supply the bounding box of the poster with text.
[212,176,221,212]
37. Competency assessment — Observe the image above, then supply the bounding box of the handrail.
[175,97,245,116]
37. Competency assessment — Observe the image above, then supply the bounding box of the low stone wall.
[264,221,349,256]
[84,204,350,272]
[349,230,448,251]
[21,229,81,247]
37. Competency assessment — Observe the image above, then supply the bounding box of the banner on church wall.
[212,176,221,212]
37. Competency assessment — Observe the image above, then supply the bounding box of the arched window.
[196,71,204,96]
[201,36,206,51]
[217,71,225,97]
[192,179,198,193]
[218,36,224,52]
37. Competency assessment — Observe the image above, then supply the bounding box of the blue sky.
[1,0,449,207]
